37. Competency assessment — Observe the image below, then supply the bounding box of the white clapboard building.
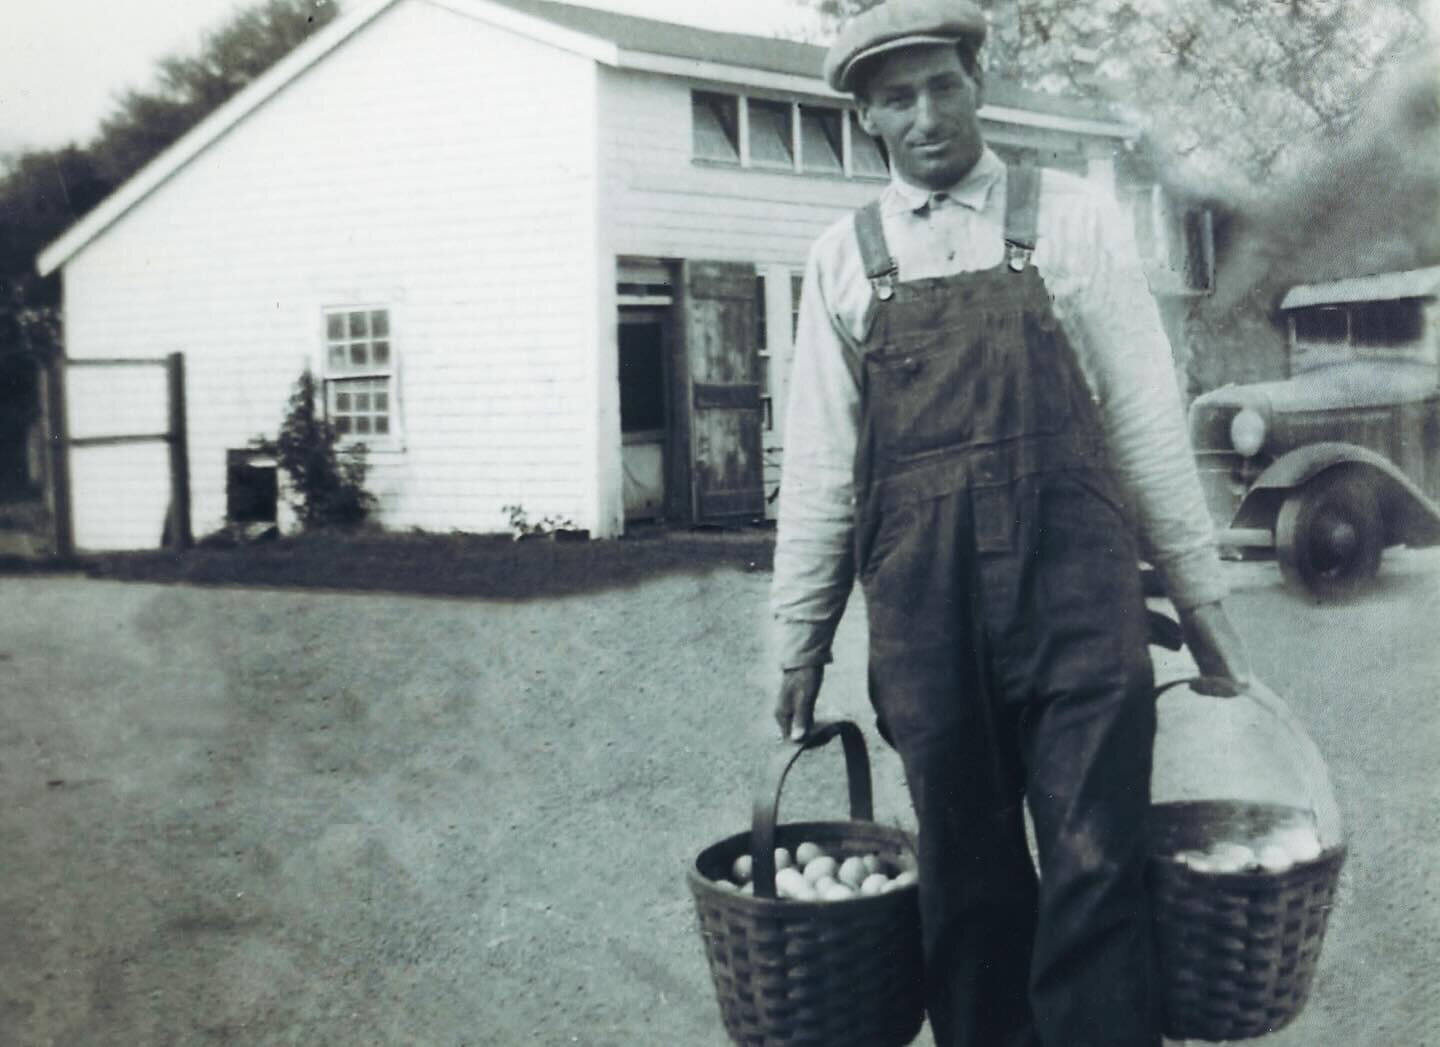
[38,0,1145,549]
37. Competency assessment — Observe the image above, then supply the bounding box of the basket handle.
[1154,675,1342,844]
[1154,675,1244,701]
[750,720,874,900]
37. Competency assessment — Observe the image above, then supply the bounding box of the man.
[769,2,1251,1045]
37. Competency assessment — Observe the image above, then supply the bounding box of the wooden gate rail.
[43,352,190,558]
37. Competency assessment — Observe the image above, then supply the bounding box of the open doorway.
[619,307,670,521]
[0,353,42,502]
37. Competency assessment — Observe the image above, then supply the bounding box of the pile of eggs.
[714,841,918,901]
[1172,821,1324,875]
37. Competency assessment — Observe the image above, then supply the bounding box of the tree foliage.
[806,0,1432,197]
[0,147,110,356]
[0,0,338,355]
[90,0,340,186]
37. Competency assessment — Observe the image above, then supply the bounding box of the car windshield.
[1289,297,1436,374]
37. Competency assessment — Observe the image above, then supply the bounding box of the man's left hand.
[1176,601,1252,692]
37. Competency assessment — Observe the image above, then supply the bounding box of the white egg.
[795,842,825,866]
[776,867,816,901]
[1257,844,1293,873]
[1270,826,1323,864]
[860,873,889,896]
[838,856,868,889]
[1207,843,1258,874]
[803,856,839,884]
[1178,851,1219,873]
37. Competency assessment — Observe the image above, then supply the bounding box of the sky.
[0,0,822,154]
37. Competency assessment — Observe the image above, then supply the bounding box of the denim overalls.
[853,166,1160,1047]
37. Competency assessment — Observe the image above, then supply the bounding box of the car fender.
[1234,442,1440,546]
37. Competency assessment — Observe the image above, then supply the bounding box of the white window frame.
[321,305,402,450]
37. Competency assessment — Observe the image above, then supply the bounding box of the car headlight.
[1230,408,1267,458]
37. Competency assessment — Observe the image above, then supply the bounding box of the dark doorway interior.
[226,450,278,524]
[620,319,666,434]
[619,309,670,521]
[0,355,41,502]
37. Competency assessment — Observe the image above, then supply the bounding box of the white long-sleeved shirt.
[771,148,1227,670]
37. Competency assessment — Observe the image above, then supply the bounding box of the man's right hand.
[774,666,824,742]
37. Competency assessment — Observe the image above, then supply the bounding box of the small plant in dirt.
[502,504,585,541]
[254,369,376,530]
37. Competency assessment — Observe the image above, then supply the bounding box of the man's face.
[856,43,984,191]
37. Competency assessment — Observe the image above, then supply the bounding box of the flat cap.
[823,0,988,94]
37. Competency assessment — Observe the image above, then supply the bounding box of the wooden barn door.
[680,261,764,523]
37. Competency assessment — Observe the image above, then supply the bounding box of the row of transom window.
[692,91,889,180]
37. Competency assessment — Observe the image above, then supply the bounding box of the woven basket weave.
[1148,800,1346,1042]
[687,721,925,1047]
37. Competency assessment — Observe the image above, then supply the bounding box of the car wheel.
[1275,471,1383,600]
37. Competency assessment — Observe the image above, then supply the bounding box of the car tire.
[1275,470,1383,601]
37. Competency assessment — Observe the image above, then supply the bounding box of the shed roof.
[38,0,1133,276]
[485,0,1119,124]
[1280,265,1440,309]
[490,0,824,78]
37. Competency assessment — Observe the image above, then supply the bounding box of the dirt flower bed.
[78,525,778,600]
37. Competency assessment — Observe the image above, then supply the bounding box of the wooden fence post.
[166,352,192,550]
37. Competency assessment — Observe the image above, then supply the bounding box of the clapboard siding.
[599,68,884,269]
[61,0,601,548]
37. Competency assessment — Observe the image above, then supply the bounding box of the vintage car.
[1188,266,1440,599]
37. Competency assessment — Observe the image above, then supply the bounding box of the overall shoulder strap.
[1003,164,1042,271]
[853,200,898,300]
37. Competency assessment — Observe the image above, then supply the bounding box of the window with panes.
[324,308,395,441]
[799,106,844,175]
[689,91,890,181]
[692,92,741,164]
[748,100,794,169]
[849,112,889,179]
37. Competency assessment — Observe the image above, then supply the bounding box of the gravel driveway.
[1,549,1436,1046]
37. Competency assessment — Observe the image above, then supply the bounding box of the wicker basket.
[687,721,925,1047]
[1148,800,1347,1042]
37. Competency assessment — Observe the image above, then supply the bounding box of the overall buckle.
[1005,242,1033,272]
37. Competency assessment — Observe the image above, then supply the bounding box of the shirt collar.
[883,148,1005,215]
